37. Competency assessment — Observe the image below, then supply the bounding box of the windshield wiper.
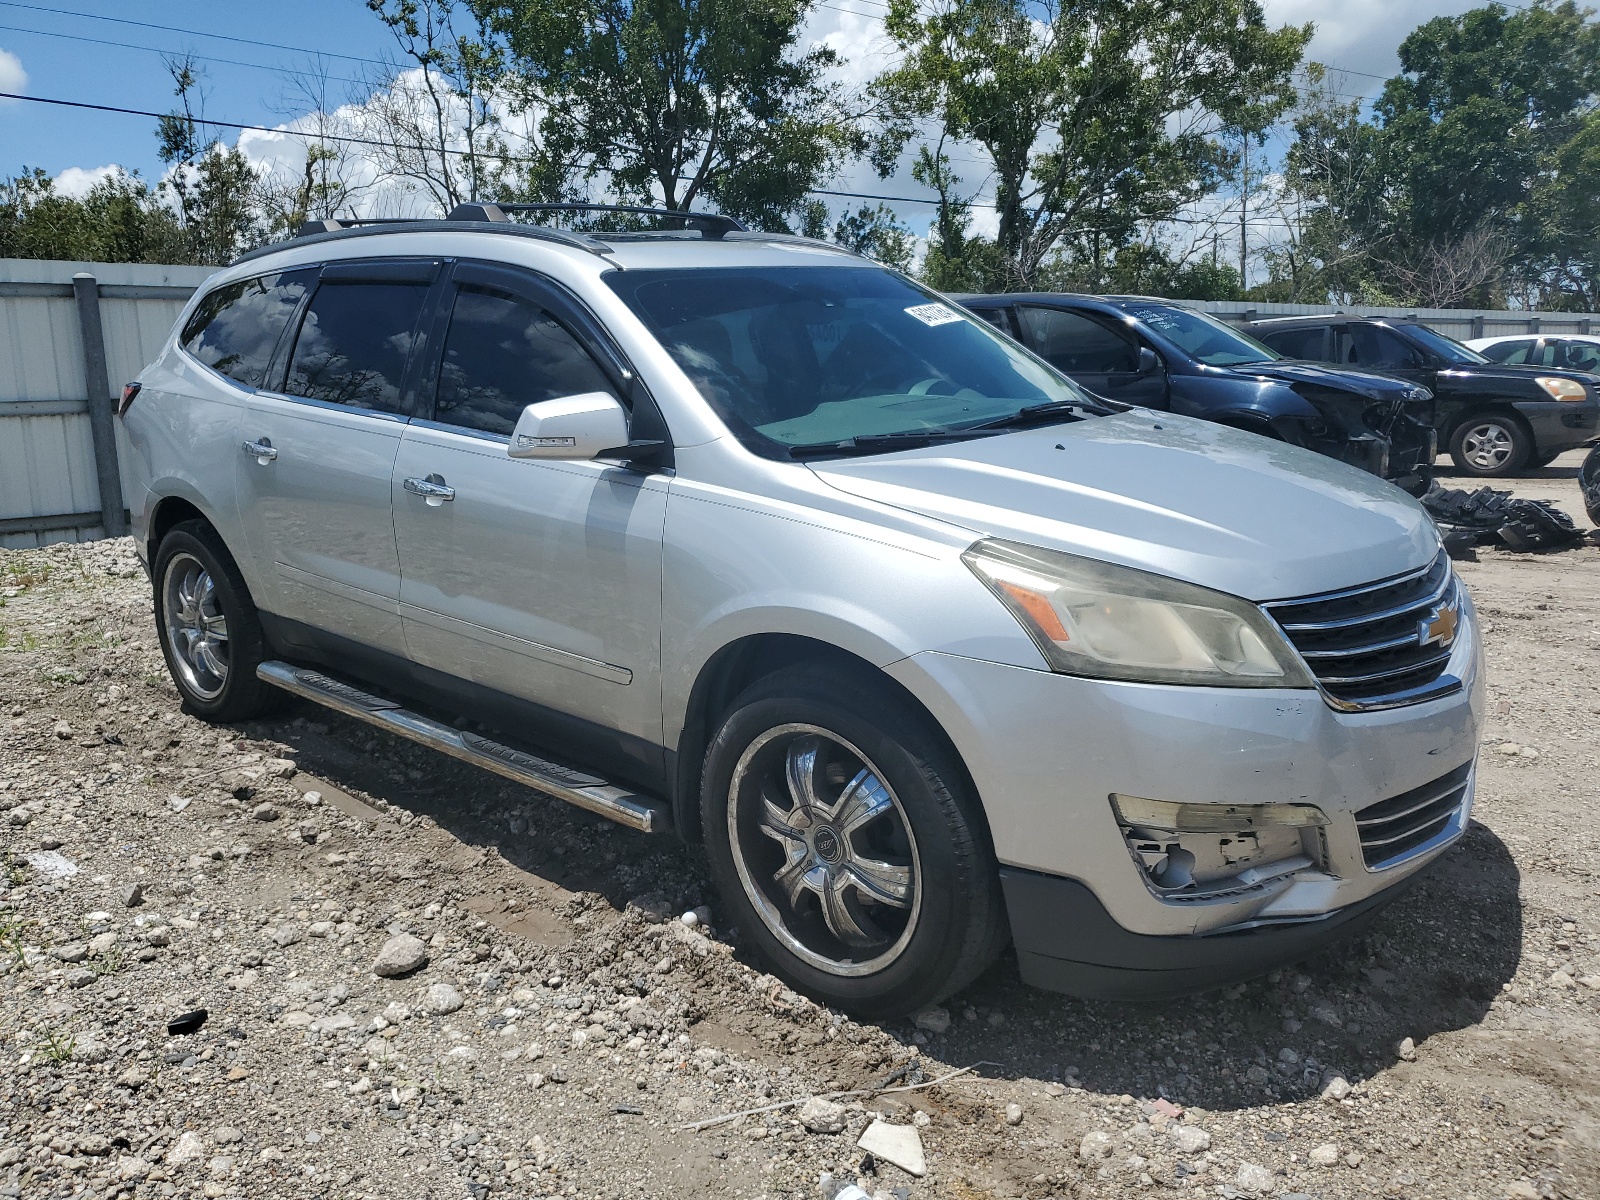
[787,430,994,459]
[967,399,1094,431]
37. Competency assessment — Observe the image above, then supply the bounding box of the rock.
[66,968,96,989]
[1309,1143,1340,1167]
[263,757,298,778]
[799,1097,847,1134]
[679,910,700,927]
[270,924,301,948]
[251,803,279,822]
[1504,1182,1540,1199]
[912,1007,951,1035]
[1079,1130,1115,1162]
[1321,1075,1352,1101]
[373,933,428,977]
[51,942,89,963]
[53,720,73,739]
[1170,1124,1211,1154]
[88,931,117,956]
[5,808,28,827]
[1235,1162,1274,1194]
[382,1001,411,1024]
[308,921,335,938]
[857,1120,925,1177]
[626,892,672,923]
[1549,970,1575,989]
[115,1067,149,1090]
[1397,1036,1418,1062]
[76,1134,111,1157]
[116,1156,151,1181]
[1004,1102,1023,1126]
[423,982,464,1015]
[167,1131,205,1163]
[72,1040,109,1064]
[122,882,144,907]
[213,1127,243,1145]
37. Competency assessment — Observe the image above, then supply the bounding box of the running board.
[256,661,671,834]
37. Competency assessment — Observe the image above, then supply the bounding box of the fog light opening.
[1112,794,1326,898]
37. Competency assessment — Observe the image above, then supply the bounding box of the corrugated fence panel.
[0,258,213,549]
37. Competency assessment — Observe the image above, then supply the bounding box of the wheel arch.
[671,633,984,847]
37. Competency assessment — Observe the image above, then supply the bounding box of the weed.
[2,852,26,887]
[0,914,33,966]
[39,1027,74,1063]
[91,945,123,978]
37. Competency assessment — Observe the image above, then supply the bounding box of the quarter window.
[1337,325,1422,368]
[1261,325,1327,360]
[434,286,613,436]
[283,280,431,413]
[1555,340,1600,372]
[1019,306,1139,373]
[181,270,313,388]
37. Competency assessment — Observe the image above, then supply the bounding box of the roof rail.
[293,217,421,238]
[447,202,746,240]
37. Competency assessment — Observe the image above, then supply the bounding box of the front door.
[1017,304,1169,408]
[391,261,668,780]
[235,260,438,655]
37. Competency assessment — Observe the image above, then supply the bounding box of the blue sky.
[0,0,1496,248]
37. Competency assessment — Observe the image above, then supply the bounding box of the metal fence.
[0,259,215,549]
[2,255,1599,550]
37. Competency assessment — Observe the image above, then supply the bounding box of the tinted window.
[606,266,1098,456]
[1260,325,1326,360]
[434,287,613,436]
[1019,306,1139,372]
[284,281,430,413]
[1338,324,1422,368]
[1480,339,1534,364]
[1118,304,1277,366]
[181,271,312,388]
[1397,324,1486,364]
[1555,339,1600,372]
[971,306,1019,337]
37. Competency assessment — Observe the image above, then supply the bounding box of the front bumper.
[1513,398,1600,454]
[886,596,1483,996]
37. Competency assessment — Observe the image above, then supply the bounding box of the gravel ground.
[0,449,1597,1200]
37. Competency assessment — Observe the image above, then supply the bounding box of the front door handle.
[403,474,456,506]
[242,438,277,464]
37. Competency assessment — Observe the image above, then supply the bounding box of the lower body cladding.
[1510,399,1600,456]
[886,620,1483,1000]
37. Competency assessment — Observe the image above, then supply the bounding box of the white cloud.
[53,164,121,198]
[1264,1,1483,97]
[0,46,27,98]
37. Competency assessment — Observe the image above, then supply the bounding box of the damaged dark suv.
[959,294,1437,492]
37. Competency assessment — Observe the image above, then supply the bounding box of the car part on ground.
[1420,483,1588,555]
[1583,444,1600,526]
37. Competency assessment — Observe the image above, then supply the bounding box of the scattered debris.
[1583,444,1600,526]
[166,1008,208,1036]
[1421,483,1587,553]
[22,849,77,879]
[856,1119,926,1177]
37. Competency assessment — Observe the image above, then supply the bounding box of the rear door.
[1016,304,1168,407]
[1257,324,1329,361]
[234,259,438,655]
[390,261,668,780]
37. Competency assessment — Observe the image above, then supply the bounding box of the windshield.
[1118,303,1280,366]
[1399,323,1488,364]
[605,266,1099,456]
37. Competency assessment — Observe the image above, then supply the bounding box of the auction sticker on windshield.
[905,302,964,327]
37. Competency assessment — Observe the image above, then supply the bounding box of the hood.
[1439,362,1600,396]
[1228,360,1431,402]
[810,411,1439,602]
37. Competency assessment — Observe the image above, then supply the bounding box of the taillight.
[117,382,141,416]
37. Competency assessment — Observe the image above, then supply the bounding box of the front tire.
[153,520,286,722]
[1449,414,1531,476]
[701,667,1006,1018]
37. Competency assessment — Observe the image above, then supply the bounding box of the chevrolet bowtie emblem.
[1418,600,1459,650]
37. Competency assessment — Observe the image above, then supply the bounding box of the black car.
[956,293,1438,491]
[1249,315,1600,477]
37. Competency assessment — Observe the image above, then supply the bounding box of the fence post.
[1470,315,1485,339]
[1528,316,1541,334]
[1582,319,1593,335]
[72,272,128,538]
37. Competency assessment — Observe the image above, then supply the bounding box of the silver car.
[120,205,1483,1018]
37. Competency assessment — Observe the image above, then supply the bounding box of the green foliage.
[874,0,1309,289]
[830,204,916,272]
[155,58,265,264]
[0,167,185,263]
[479,0,862,230]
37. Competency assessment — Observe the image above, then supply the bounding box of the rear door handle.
[403,474,456,506]
[242,438,277,464]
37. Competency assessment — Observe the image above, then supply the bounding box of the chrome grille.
[1354,762,1471,868]
[1263,551,1461,710]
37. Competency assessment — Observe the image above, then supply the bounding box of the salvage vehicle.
[1250,315,1600,476]
[121,205,1483,1016]
[956,293,1438,493]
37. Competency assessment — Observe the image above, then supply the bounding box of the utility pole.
[1239,133,1249,289]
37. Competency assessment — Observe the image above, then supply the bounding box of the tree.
[156,59,264,262]
[0,167,184,262]
[478,0,862,230]
[1524,110,1600,310]
[831,203,916,271]
[873,0,1309,290]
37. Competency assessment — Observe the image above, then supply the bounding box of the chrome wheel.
[1460,421,1517,471]
[162,552,229,700]
[727,724,920,977]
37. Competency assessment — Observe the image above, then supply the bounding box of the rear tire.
[153,520,287,722]
[1449,414,1532,476]
[701,667,1007,1018]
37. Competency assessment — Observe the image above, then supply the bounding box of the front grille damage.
[1264,551,1462,710]
[1354,762,1472,868]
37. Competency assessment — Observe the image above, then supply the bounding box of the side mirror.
[508,392,629,461]
[1136,346,1161,375]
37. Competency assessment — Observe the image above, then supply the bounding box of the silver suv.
[121,205,1483,1018]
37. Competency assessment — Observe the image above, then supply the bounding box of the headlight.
[963,539,1314,688]
[1535,376,1588,401]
